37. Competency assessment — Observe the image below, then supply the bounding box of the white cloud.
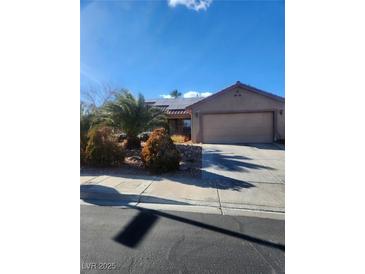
[160,94,173,99]
[159,91,212,99]
[200,92,213,97]
[183,91,212,98]
[183,91,200,98]
[167,0,212,11]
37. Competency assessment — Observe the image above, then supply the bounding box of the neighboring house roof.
[186,81,285,109]
[146,97,204,118]
[146,97,204,110]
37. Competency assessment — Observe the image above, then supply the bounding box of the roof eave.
[186,81,284,110]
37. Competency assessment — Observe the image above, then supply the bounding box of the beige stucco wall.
[189,86,285,143]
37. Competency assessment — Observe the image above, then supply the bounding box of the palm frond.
[102,90,166,138]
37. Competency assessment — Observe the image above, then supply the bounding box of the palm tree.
[103,90,166,148]
[170,89,182,98]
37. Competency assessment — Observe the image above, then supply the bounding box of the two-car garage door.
[201,112,273,144]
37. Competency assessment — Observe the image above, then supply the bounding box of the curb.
[80,190,285,220]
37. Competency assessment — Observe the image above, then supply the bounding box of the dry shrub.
[80,131,89,165]
[80,143,86,166]
[141,128,181,173]
[84,126,125,167]
[171,134,189,143]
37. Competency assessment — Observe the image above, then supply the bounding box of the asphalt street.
[81,204,285,273]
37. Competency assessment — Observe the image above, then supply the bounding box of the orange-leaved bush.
[141,128,181,172]
[171,134,190,143]
[84,126,125,167]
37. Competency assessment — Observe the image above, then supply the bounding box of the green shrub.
[141,128,181,173]
[84,126,125,167]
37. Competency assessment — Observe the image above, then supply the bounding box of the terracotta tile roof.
[165,109,191,117]
[146,105,190,118]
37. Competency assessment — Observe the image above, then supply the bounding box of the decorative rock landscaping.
[121,143,202,177]
[175,144,202,177]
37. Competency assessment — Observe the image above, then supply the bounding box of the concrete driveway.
[202,144,285,212]
[80,143,284,215]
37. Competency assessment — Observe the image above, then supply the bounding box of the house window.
[183,119,191,128]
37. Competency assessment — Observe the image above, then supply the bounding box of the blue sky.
[81,0,284,101]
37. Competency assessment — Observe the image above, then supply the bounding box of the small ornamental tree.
[84,126,125,167]
[141,128,181,173]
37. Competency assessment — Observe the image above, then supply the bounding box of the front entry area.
[201,112,273,144]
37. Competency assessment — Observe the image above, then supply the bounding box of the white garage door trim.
[201,111,274,144]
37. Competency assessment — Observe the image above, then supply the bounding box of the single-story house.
[147,81,285,144]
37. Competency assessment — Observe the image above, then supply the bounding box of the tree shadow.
[80,144,281,191]
[248,143,285,151]
[80,167,151,178]
[202,149,275,172]
[153,145,280,190]
[80,167,257,192]
[158,171,255,191]
[80,184,190,206]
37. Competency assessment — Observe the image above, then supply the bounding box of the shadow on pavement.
[247,143,284,151]
[80,184,284,251]
[112,205,285,251]
[113,210,159,247]
[81,169,256,192]
[80,144,282,192]
[80,184,191,206]
[202,149,275,172]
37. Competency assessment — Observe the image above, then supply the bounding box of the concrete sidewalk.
[80,173,284,219]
